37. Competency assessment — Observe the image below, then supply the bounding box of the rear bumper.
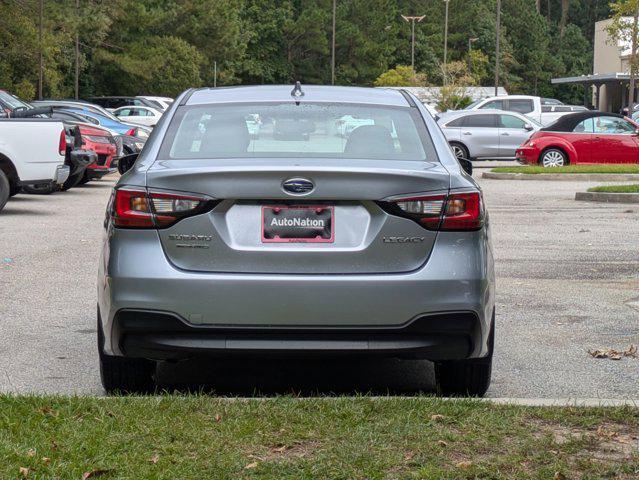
[99,228,495,360]
[111,309,483,361]
[56,165,70,184]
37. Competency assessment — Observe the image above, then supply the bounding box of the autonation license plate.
[262,205,334,243]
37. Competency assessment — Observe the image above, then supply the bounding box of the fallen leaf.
[42,457,50,465]
[149,453,160,464]
[430,414,445,421]
[214,414,222,423]
[404,451,415,461]
[39,406,58,417]
[272,445,287,453]
[588,346,636,360]
[596,425,617,439]
[244,462,258,470]
[437,440,448,447]
[553,472,566,480]
[19,467,29,478]
[26,449,36,457]
[82,468,113,479]
[50,441,58,451]
[456,460,472,469]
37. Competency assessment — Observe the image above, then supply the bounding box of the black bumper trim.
[112,310,483,361]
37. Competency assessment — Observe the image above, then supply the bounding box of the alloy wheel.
[452,145,466,160]
[541,150,565,168]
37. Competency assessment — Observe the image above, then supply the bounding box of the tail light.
[125,128,136,136]
[58,129,66,155]
[384,191,484,231]
[111,188,217,229]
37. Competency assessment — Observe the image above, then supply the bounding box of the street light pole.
[38,0,43,100]
[74,0,80,100]
[443,0,450,85]
[331,0,336,85]
[494,0,501,96]
[401,15,425,71]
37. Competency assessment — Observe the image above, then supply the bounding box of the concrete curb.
[575,191,639,203]
[483,397,639,407]
[91,396,639,407]
[482,172,639,182]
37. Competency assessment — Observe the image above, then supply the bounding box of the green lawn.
[491,164,639,174]
[1,396,638,479]
[588,184,639,193]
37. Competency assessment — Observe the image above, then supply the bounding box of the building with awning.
[552,18,634,113]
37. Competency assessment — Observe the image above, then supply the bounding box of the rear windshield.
[0,91,32,109]
[161,103,433,161]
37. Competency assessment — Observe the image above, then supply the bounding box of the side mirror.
[635,128,639,136]
[117,152,139,175]
[524,123,534,131]
[459,157,473,176]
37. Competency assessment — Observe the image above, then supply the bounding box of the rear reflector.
[112,188,215,228]
[387,191,484,231]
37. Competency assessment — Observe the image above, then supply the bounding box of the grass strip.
[1,395,638,479]
[491,165,639,174]
[587,184,639,193]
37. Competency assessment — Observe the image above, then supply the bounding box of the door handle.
[501,132,510,136]
[462,131,472,135]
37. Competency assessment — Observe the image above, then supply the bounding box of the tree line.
[0,0,613,104]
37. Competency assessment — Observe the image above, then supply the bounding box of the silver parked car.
[98,85,495,396]
[438,110,540,160]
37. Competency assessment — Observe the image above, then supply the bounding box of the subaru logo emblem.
[282,178,314,196]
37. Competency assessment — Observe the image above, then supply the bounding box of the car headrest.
[200,116,250,156]
[344,125,395,156]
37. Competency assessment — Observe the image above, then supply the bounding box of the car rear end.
[80,125,118,180]
[98,86,495,395]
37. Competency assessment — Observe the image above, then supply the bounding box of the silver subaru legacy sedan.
[97,84,495,396]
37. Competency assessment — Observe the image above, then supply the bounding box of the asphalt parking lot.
[0,172,638,397]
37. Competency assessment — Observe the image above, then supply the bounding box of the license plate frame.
[261,205,334,243]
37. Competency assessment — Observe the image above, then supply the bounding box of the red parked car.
[516,111,639,167]
[79,124,119,181]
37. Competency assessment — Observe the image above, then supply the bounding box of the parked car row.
[0,90,171,212]
[437,106,639,166]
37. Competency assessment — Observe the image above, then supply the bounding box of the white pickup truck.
[463,95,588,126]
[0,119,69,212]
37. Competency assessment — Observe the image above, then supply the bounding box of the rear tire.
[450,142,470,161]
[60,171,84,191]
[98,309,156,394]
[434,313,494,397]
[0,170,10,212]
[75,170,90,186]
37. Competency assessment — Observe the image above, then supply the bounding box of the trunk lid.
[147,159,450,274]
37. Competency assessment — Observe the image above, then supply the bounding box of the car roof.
[186,85,411,107]
[541,110,627,132]
[440,109,525,120]
[90,96,137,99]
